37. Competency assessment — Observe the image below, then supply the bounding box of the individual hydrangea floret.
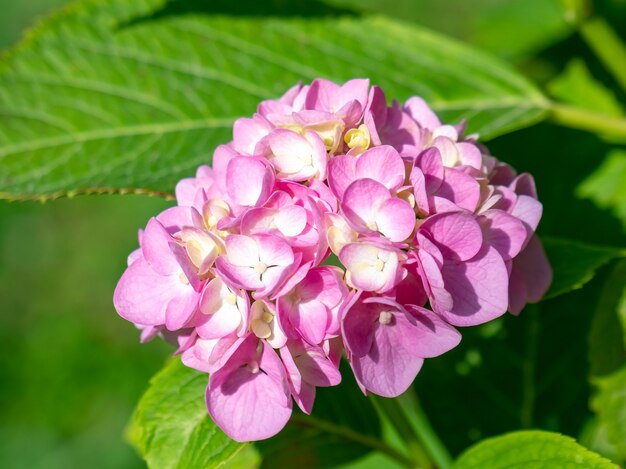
[113,78,552,442]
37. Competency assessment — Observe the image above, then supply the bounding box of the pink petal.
[233,115,272,155]
[434,167,481,212]
[350,317,425,397]
[291,299,330,345]
[375,197,416,242]
[256,234,294,266]
[207,342,292,442]
[114,258,179,326]
[274,204,308,237]
[438,245,509,326]
[419,212,483,261]
[509,235,552,313]
[479,209,527,260]
[328,154,357,200]
[404,96,441,130]
[511,195,543,245]
[226,156,275,207]
[342,179,390,233]
[141,218,180,275]
[224,235,259,267]
[403,305,461,357]
[355,145,406,192]
[165,289,200,331]
[215,257,264,290]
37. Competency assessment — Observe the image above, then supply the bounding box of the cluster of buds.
[114,79,552,442]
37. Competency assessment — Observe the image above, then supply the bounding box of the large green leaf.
[542,237,626,299]
[126,358,251,469]
[0,0,548,200]
[452,430,617,468]
[592,366,626,463]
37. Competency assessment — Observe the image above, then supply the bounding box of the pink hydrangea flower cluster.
[114,79,552,442]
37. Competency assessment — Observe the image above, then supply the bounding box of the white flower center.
[254,262,268,275]
[379,311,393,325]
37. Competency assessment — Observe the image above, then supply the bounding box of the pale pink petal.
[275,205,307,237]
[404,96,441,130]
[375,197,416,242]
[141,218,180,275]
[165,289,200,330]
[328,154,357,200]
[224,235,259,267]
[215,257,264,291]
[233,115,272,155]
[256,234,294,267]
[342,179,390,233]
[355,146,406,192]
[226,157,275,207]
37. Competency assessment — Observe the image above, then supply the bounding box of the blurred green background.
[1,0,625,468]
[0,2,174,469]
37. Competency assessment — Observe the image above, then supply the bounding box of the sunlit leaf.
[0,0,547,200]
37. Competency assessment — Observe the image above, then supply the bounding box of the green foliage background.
[0,0,625,468]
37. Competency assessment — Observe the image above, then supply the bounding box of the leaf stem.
[579,16,626,93]
[548,103,626,140]
[372,390,453,469]
[371,395,433,469]
[289,413,417,468]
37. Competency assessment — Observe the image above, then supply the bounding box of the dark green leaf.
[452,430,617,469]
[0,0,547,200]
[588,260,626,377]
[126,358,253,469]
[543,237,625,299]
[577,150,626,231]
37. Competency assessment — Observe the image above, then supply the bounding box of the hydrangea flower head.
[114,78,552,442]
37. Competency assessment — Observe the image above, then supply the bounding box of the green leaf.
[452,430,618,469]
[548,59,625,117]
[0,0,548,200]
[325,0,573,60]
[126,358,253,469]
[542,237,626,299]
[592,366,626,462]
[577,149,626,231]
[588,260,626,378]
